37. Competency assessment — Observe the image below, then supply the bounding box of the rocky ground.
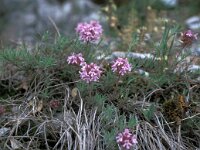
[0,0,105,47]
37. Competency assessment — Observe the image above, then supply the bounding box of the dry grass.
[1,85,104,150]
[1,86,199,149]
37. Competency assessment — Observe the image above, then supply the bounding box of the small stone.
[161,0,177,7]
[185,16,200,31]
[135,69,149,77]
[112,51,126,58]
[188,65,200,72]
[0,128,10,137]
[127,52,154,59]
[111,51,154,59]
[105,51,155,63]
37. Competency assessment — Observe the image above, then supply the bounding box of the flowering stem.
[114,75,120,93]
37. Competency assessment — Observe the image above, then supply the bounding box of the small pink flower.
[181,30,198,47]
[67,53,86,66]
[79,63,102,83]
[111,57,132,76]
[75,20,103,43]
[116,128,138,150]
[49,100,60,109]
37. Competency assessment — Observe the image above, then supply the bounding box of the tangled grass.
[1,85,103,150]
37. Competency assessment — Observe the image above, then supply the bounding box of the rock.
[37,0,72,23]
[185,16,200,31]
[188,65,200,72]
[0,0,104,46]
[135,69,149,77]
[96,53,106,60]
[191,44,200,56]
[175,63,200,73]
[0,128,10,137]
[160,0,177,7]
[127,52,154,59]
[194,47,200,56]
[112,51,127,58]
[23,13,37,26]
[196,76,200,81]
[105,51,154,62]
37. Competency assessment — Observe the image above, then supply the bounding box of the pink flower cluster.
[67,53,102,83]
[116,128,138,150]
[111,57,132,76]
[181,30,198,47]
[67,53,86,66]
[79,63,102,83]
[76,20,103,43]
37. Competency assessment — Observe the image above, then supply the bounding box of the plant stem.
[114,75,121,93]
[89,83,92,100]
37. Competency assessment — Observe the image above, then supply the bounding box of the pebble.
[185,16,200,31]
[161,0,177,7]
[0,128,10,137]
[105,51,154,62]
[188,65,200,72]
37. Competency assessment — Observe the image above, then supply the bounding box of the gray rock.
[194,47,200,56]
[110,51,154,59]
[0,0,104,46]
[174,64,200,73]
[161,0,177,7]
[135,69,149,77]
[23,13,37,26]
[0,128,10,137]
[188,65,200,72]
[190,43,200,56]
[37,0,72,23]
[127,52,154,59]
[185,16,200,31]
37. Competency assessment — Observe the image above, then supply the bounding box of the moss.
[162,95,188,122]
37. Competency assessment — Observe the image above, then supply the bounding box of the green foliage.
[101,105,118,124]
[92,93,107,109]
[127,116,137,128]
[0,48,56,70]
[154,24,181,73]
[101,104,138,149]
[53,36,71,52]
[100,70,117,92]
[128,33,140,52]
[183,116,200,130]
[0,23,200,149]
[103,129,118,149]
[178,1,200,16]
[143,104,156,121]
